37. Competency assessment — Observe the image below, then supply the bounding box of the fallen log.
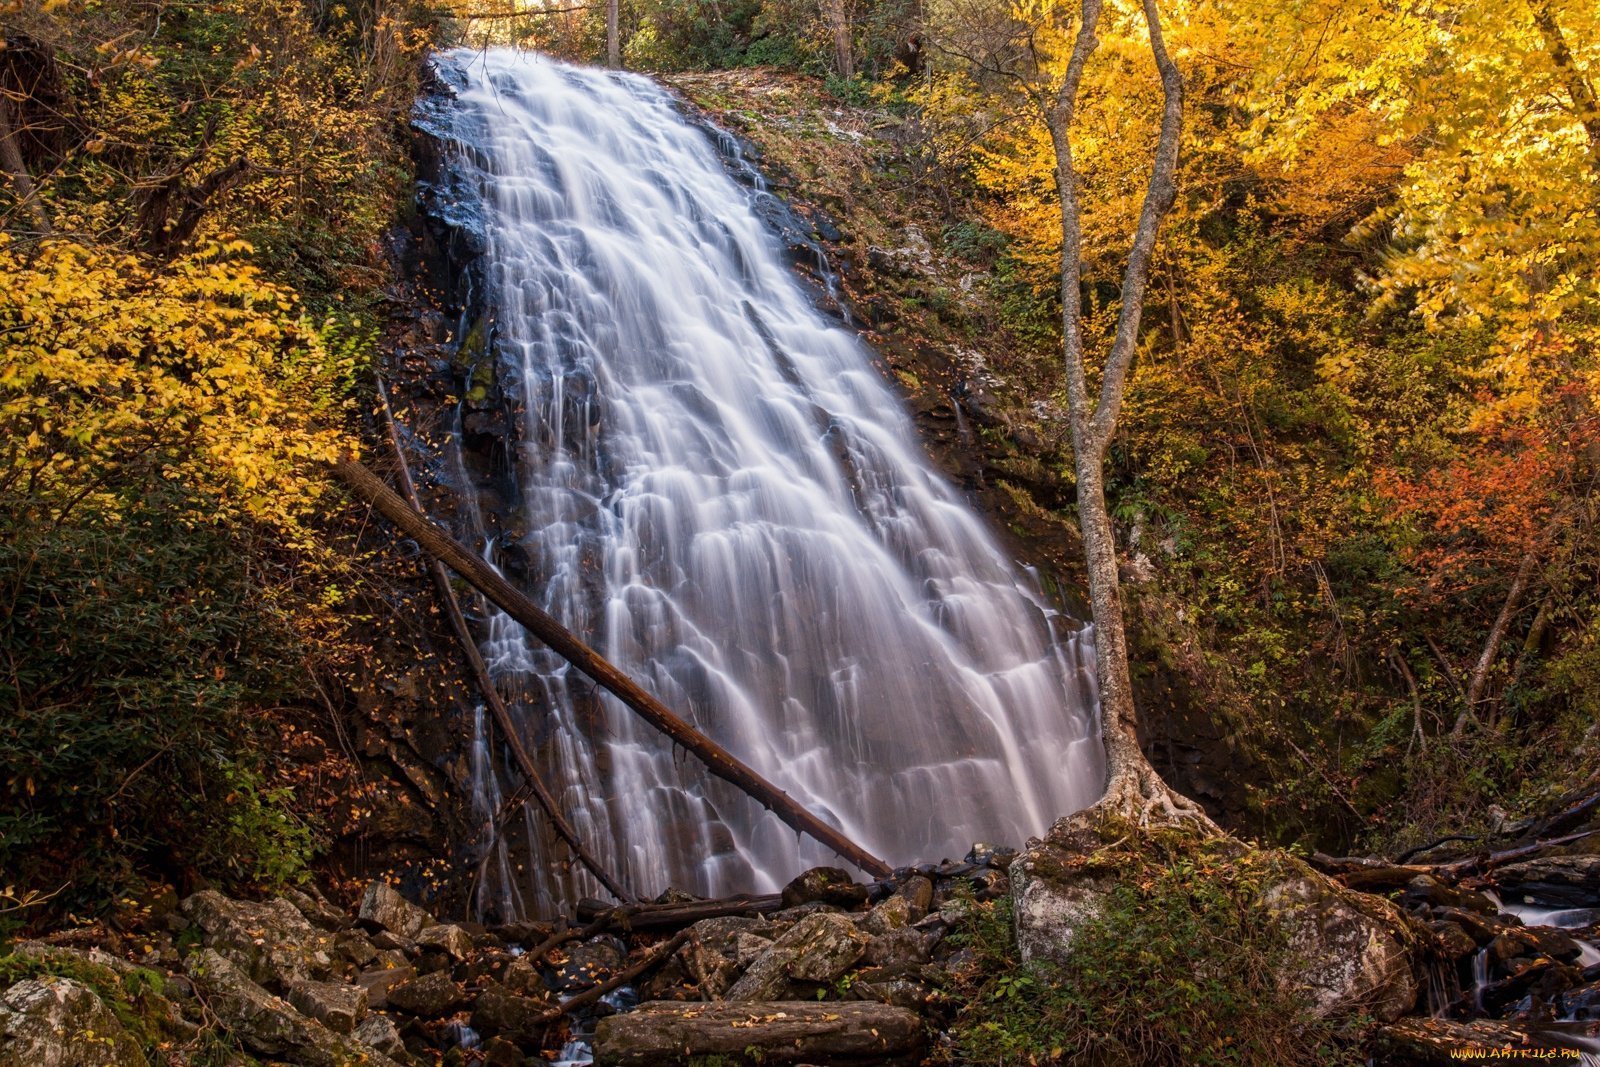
[1436,829,1600,880]
[593,1001,926,1067]
[575,893,786,931]
[374,381,635,904]
[333,456,892,879]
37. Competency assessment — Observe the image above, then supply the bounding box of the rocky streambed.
[4,824,1598,1066]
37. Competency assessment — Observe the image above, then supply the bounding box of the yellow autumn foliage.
[0,236,353,529]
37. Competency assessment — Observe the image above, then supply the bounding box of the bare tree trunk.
[1455,551,1537,736]
[1047,0,1209,825]
[606,0,621,69]
[0,93,49,233]
[823,0,854,79]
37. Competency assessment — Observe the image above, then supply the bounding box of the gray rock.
[895,875,934,920]
[0,977,149,1067]
[727,912,870,1000]
[357,882,435,939]
[414,923,473,961]
[353,1013,407,1058]
[1264,874,1418,1021]
[180,889,336,989]
[287,980,367,1034]
[280,887,351,932]
[780,867,869,910]
[355,964,414,1010]
[385,970,466,1017]
[336,931,380,969]
[594,1000,924,1066]
[864,927,929,969]
[185,949,401,1066]
[859,894,913,935]
[733,932,774,967]
[470,982,553,1042]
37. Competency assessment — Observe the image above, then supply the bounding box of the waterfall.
[421,48,1103,915]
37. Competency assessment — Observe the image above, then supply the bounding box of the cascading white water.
[429,48,1104,915]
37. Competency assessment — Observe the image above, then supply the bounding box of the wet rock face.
[0,977,149,1067]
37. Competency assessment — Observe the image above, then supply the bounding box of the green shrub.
[945,831,1360,1067]
[0,487,320,915]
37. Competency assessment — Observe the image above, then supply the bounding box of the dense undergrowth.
[0,0,436,926]
[943,830,1360,1067]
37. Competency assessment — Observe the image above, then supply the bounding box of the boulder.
[287,979,367,1034]
[470,982,553,1042]
[353,1013,407,1059]
[895,875,934,920]
[180,889,336,990]
[184,949,401,1066]
[355,963,414,1010]
[864,927,929,969]
[554,937,626,994]
[384,970,467,1017]
[336,931,380,969]
[280,888,351,932]
[357,882,435,940]
[727,912,870,1000]
[859,894,913,935]
[414,923,473,961]
[0,977,149,1067]
[780,867,870,910]
[1264,873,1419,1021]
[1011,812,1418,1023]
[594,1000,924,1066]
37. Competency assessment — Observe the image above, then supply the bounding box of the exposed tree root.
[1097,763,1220,834]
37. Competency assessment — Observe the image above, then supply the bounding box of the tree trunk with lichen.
[1049,0,1210,825]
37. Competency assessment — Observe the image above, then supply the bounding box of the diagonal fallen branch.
[332,455,892,879]
[374,378,635,903]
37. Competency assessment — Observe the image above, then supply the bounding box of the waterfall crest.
[425,49,1103,915]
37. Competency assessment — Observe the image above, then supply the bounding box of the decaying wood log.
[375,380,635,904]
[575,893,786,931]
[593,1001,926,1067]
[332,456,892,879]
[1434,829,1600,880]
[1317,828,1600,886]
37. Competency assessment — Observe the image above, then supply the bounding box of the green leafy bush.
[0,488,320,914]
[945,831,1360,1067]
